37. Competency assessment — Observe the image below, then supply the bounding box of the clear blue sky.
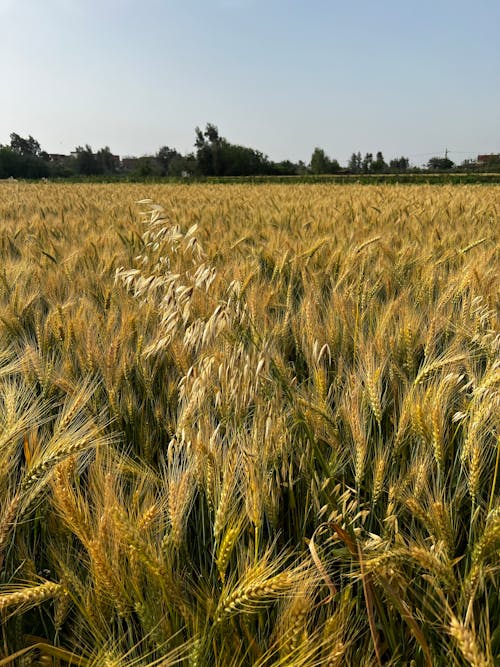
[1,0,499,166]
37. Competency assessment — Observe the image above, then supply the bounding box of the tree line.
[0,126,498,179]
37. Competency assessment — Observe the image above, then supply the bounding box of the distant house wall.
[48,153,74,165]
[121,157,141,171]
[109,154,121,168]
[477,154,500,164]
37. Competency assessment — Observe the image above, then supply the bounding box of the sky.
[1,0,499,166]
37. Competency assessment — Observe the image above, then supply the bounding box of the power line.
[405,150,473,157]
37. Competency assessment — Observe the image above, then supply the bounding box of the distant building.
[121,157,141,171]
[477,154,500,165]
[108,153,121,169]
[48,153,73,165]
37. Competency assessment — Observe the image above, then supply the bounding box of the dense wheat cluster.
[0,182,498,666]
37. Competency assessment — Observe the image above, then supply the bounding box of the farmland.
[0,182,498,666]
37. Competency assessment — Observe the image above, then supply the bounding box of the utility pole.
[445,148,449,160]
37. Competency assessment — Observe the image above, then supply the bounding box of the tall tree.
[1,133,50,177]
[10,133,42,157]
[310,148,340,174]
[362,152,373,173]
[73,145,101,175]
[371,151,387,172]
[194,124,219,176]
[348,152,362,173]
[310,148,330,174]
[96,146,117,173]
[156,146,181,176]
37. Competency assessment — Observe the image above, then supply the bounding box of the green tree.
[296,160,309,175]
[309,148,340,174]
[195,123,223,176]
[371,151,387,172]
[156,146,181,176]
[362,152,373,173]
[0,134,50,178]
[73,145,101,175]
[272,160,299,176]
[310,148,329,174]
[10,133,42,157]
[96,146,117,174]
[134,157,162,177]
[427,156,454,170]
[222,143,270,176]
[194,123,272,177]
[0,146,23,178]
[389,156,409,171]
[348,152,362,173]
[168,153,197,177]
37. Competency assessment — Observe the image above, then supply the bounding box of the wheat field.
[0,182,498,666]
